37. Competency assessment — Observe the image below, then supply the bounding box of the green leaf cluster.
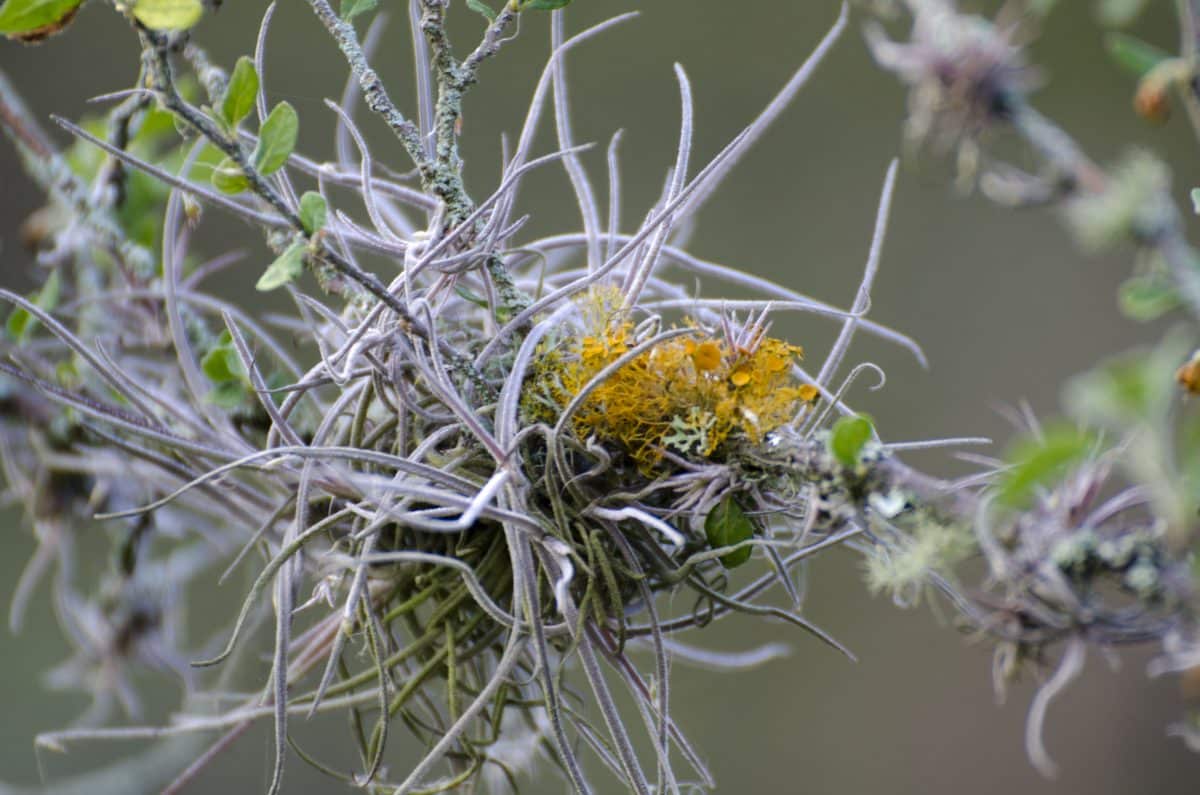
[63,103,207,252]
[207,56,298,196]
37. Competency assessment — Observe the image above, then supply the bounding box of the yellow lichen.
[523,291,820,472]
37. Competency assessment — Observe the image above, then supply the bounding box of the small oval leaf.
[1104,33,1171,78]
[211,157,249,194]
[1119,275,1179,321]
[219,56,259,129]
[0,0,82,40]
[256,241,306,292]
[299,191,327,235]
[704,496,756,568]
[253,101,298,177]
[466,0,496,21]
[829,414,874,469]
[131,0,203,31]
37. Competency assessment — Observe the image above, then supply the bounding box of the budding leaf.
[253,101,298,177]
[704,496,755,568]
[996,425,1094,509]
[219,57,259,128]
[829,414,874,469]
[339,0,377,21]
[130,0,204,31]
[1191,188,1200,215]
[256,241,306,292]
[211,157,249,194]
[1104,33,1171,77]
[466,0,496,21]
[299,191,328,234]
[0,0,81,39]
[1118,275,1179,321]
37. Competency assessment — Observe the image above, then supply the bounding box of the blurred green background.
[2,0,1200,792]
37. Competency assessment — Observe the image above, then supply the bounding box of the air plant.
[866,0,1200,770]
[0,0,1197,793]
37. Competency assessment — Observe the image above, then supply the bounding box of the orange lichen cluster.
[524,295,819,472]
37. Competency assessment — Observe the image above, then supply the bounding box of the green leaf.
[253,101,298,177]
[522,0,572,9]
[1065,332,1190,432]
[133,103,178,146]
[454,284,489,309]
[1191,188,1200,215]
[339,0,378,21]
[466,0,497,21]
[1104,33,1171,77]
[298,191,327,234]
[829,414,874,469]
[211,157,249,194]
[704,496,756,568]
[1068,353,1155,422]
[131,0,204,31]
[219,57,259,129]
[0,0,81,37]
[208,379,247,410]
[39,266,61,309]
[8,311,34,343]
[6,268,60,342]
[1119,275,1179,321]
[200,331,245,384]
[996,425,1095,509]
[256,241,306,292]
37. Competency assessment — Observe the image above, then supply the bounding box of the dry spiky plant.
[0,0,1198,793]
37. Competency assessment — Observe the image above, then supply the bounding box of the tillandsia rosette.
[0,0,1198,793]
